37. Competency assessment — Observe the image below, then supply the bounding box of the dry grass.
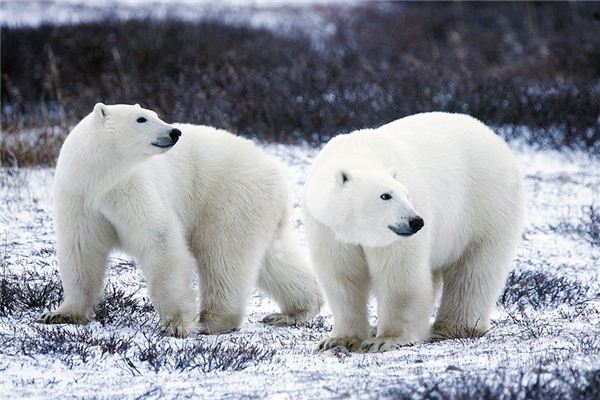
[2,2,599,166]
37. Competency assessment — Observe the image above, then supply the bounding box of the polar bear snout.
[151,128,182,148]
[388,216,424,237]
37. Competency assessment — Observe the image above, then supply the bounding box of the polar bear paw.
[36,311,89,325]
[261,311,317,326]
[162,316,195,338]
[430,321,489,341]
[261,312,298,326]
[317,337,362,353]
[196,311,240,335]
[359,337,415,353]
[196,321,239,335]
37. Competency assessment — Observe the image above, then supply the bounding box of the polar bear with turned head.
[305,112,524,352]
[38,103,321,336]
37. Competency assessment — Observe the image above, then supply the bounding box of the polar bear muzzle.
[151,128,182,148]
[388,216,424,236]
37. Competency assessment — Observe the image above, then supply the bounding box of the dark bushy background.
[2,1,599,165]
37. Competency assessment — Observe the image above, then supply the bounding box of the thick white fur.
[38,103,321,337]
[305,112,525,353]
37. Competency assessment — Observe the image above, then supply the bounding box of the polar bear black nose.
[170,128,182,143]
[409,216,424,233]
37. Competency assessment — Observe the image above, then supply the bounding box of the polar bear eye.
[380,193,392,200]
[136,117,147,123]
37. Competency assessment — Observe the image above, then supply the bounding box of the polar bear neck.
[54,115,143,196]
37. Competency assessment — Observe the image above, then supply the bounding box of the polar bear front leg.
[315,257,372,353]
[195,239,265,335]
[315,257,371,353]
[37,211,115,325]
[134,229,198,338]
[104,193,198,338]
[137,250,197,338]
[360,246,433,353]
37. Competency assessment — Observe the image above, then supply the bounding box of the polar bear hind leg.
[258,222,322,326]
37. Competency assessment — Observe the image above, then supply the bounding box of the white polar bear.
[304,112,524,353]
[37,103,321,337]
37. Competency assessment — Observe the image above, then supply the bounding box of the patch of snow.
[0,0,358,45]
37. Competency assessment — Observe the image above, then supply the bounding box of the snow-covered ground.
[1,1,599,397]
[1,141,599,399]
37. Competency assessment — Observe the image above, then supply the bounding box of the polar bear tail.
[258,217,323,326]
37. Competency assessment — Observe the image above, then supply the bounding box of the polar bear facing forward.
[38,103,321,336]
[305,112,524,353]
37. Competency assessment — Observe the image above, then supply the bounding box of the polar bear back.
[121,123,288,241]
[381,112,523,265]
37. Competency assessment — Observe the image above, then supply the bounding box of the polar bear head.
[307,167,424,247]
[90,103,181,161]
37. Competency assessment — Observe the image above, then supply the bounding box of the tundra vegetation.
[1,1,598,398]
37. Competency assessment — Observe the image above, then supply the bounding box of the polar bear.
[37,103,321,337]
[304,112,524,352]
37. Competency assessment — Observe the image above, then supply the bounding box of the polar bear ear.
[386,166,399,180]
[134,103,141,108]
[336,169,352,186]
[93,102,108,121]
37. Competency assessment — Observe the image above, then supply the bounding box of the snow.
[1,139,599,399]
[2,1,598,396]
[0,0,351,41]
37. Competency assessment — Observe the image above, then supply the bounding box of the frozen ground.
[1,140,599,399]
